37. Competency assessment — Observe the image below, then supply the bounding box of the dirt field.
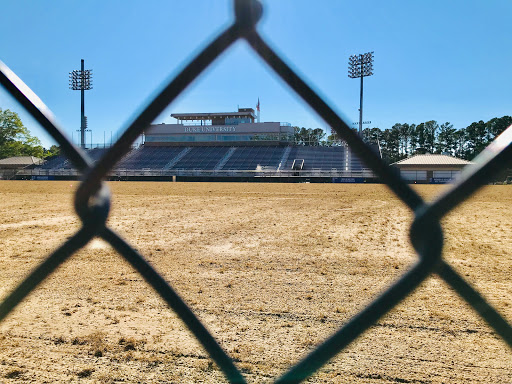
[0,181,510,383]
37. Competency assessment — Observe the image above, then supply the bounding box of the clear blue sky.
[1,0,511,148]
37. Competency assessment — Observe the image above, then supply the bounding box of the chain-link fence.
[0,0,511,382]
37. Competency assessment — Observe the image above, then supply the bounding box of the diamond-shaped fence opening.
[0,0,511,383]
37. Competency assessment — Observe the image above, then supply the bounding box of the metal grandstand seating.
[114,146,185,169]
[349,143,379,171]
[349,152,365,171]
[222,146,285,170]
[39,155,68,170]
[283,146,346,170]
[39,148,109,170]
[60,148,109,169]
[169,146,231,170]
[163,147,191,169]
[34,145,377,175]
[214,147,237,170]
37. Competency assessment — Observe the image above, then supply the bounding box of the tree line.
[361,116,512,164]
[0,109,59,159]
[296,115,512,164]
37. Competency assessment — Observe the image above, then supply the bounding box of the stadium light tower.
[69,59,93,148]
[348,51,373,136]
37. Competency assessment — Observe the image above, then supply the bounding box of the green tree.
[423,120,439,153]
[485,116,512,140]
[43,145,61,158]
[380,128,400,164]
[411,123,427,153]
[453,129,466,159]
[362,127,381,144]
[436,122,456,154]
[398,123,412,156]
[391,123,403,154]
[293,126,325,146]
[0,108,44,158]
[465,120,487,159]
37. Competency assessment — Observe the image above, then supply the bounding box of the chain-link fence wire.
[0,0,511,382]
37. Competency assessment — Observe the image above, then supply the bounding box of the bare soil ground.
[0,181,510,383]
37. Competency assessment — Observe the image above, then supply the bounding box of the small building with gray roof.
[392,154,473,183]
[0,156,44,169]
[0,156,44,179]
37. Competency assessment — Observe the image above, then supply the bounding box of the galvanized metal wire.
[0,1,511,382]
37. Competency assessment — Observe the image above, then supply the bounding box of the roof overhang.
[171,111,256,121]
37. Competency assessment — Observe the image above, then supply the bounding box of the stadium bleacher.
[60,148,109,169]
[34,144,373,176]
[283,146,346,170]
[115,146,184,170]
[170,146,230,170]
[29,106,377,179]
[222,146,285,170]
[39,148,109,170]
[39,155,68,170]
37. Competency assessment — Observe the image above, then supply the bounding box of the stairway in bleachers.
[163,147,191,169]
[214,147,237,170]
[170,146,231,170]
[115,146,143,167]
[277,146,292,170]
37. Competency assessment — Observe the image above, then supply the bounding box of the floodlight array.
[348,51,374,78]
[69,69,93,90]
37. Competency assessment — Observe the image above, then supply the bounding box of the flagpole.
[257,98,260,123]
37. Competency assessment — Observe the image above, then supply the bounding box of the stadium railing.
[16,168,377,179]
[0,0,511,383]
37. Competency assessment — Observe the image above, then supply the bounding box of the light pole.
[86,129,92,149]
[69,59,93,149]
[352,121,372,140]
[348,51,373,137]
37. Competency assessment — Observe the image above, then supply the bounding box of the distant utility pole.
[348,51,374,136]
[69,59,93,148]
